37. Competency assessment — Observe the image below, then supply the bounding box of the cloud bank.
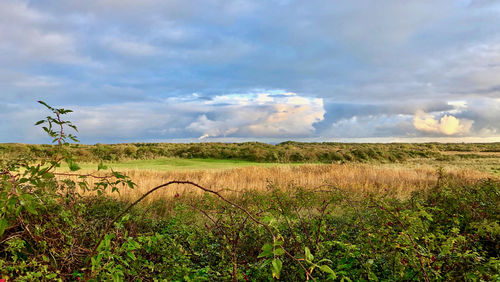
[0,0,499,143]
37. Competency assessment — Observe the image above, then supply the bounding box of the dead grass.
[64,164,492,205]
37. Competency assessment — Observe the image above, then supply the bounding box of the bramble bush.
[0,102,499,281]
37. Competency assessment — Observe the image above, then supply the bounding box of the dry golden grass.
[66,164,492,205]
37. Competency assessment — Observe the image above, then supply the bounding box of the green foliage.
[0,101,135,280]
[2,138,500,164]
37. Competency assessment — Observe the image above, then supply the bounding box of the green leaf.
[126,251,136,261]
[305,247,314,262]
[112,171,126,179]
[112,272,122,282]
[258,243,273,258]
[20,194,38,214]
[272,258,282,279]
[68,124,78,132]
[368,271,378,281]
[59,109,73,114]
[46,273,58,279]
[15,205,22,216]
[7,197,17,212]
[24,204,38,215]
[121,214,131,222]
[0,218,8,237]
[35,120,45,125]
[68,134,79,142]
[38,100,53,110]
[20,193,34,202]
[274,247,285,256]
[319,265,336,280]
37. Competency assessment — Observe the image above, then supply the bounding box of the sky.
[1,0,500,144]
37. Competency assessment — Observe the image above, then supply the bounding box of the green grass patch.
[66,157,295,171]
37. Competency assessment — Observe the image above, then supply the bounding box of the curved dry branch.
[85,180,318,281]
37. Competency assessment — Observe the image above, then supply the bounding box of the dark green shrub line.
[2,141,500,164]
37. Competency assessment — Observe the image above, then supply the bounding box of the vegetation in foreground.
[1,102,499,281]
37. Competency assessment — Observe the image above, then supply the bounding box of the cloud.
[3,95,499,144]
[1,1,500,142]
[454,97,500,136]
[413,111,473,136]
[187,93,325,139]
[316,99,497,139]
[187,115,238,140]
[0,91,325,143]
[0,1,89,66]
[67,92,324,142]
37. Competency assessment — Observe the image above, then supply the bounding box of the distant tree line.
[1,141,499,163]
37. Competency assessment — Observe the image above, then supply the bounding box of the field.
[54,151,499,209]
[2,140,499,281]
[60,161,493,206]
[55,150,500,173]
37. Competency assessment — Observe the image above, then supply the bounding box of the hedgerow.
[2,140,500,164]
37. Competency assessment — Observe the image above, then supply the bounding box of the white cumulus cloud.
[413,111,473,136]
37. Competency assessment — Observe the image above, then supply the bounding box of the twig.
[85,181,276,270]
[85,180,316,281]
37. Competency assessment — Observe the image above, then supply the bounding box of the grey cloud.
[318,115,414,139]
[324,101,454,120]
[0,1,92,66]
[10,0,500,103]
[1,1,500,142]
[313,101,455,133]
[455,98,500,135]
[317,97,500,138]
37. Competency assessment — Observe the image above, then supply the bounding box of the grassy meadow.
[65,157,294,171]
[60,161,494,207]
[53,148,499,210]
